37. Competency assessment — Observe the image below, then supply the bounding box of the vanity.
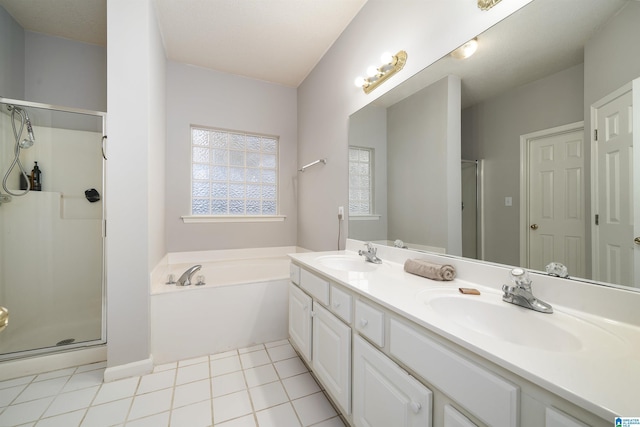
[288,240,640,427]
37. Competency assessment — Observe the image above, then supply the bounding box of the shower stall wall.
[0,98,106,361]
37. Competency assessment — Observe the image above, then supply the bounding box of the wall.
[24,32,106,112]
[347,104,387,242]
[165,62,297,252]
[106,0,165,371]
[461,63,584,265]
[297,0,531,251]
[387,75,461,254]
[0,5,24,99]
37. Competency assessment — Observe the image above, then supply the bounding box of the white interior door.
[522,123,585,276]
[592,83,635,286]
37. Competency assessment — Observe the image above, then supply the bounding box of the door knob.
[635,237,640,245]
[530,224,539,230]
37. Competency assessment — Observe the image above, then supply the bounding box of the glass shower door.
[0,98,106,360]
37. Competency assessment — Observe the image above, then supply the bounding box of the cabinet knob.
[360,319,368,327]
[409,401,421,414]
[333,302,341,308]
[310,311,315,317]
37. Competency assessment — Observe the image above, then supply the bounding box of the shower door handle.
[0,306,8,333]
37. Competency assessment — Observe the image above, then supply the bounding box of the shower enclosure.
[0,97,106,361]
[461,159,483,260]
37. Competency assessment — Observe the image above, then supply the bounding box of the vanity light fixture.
[477,0,502,11]
[451,38,478,59]
[354,50,408,94]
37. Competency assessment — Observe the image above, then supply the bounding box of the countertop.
[289,250,640,420]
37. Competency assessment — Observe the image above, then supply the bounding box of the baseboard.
[103,355,154,382]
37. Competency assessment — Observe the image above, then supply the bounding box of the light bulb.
[451,38,478,59]
[354,76,366,87]
[366,65,379,77]
[380,51,394,64]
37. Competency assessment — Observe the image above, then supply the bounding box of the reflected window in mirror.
[349,146,374,216]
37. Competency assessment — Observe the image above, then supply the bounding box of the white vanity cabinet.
[288,282,312,362]
[312,301,352,415]
[353,335,432,427]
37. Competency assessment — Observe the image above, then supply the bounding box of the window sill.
[182,215,286,224]
[349,214,381,221]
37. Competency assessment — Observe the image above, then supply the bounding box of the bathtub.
[150,247,296,364]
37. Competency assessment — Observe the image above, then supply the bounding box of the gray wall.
[0,5,24,99]
[347,104,387,242]
[387,75,461,254]
[165,62,298,252]
[461,63,584,266]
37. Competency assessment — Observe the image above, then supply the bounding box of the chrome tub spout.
[177,265,202,286]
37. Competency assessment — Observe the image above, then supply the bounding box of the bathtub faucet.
[177,265,202,286]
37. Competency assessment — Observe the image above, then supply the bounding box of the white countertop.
[289,249,640,420]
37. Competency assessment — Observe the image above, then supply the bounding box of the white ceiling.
[0,0,368,87]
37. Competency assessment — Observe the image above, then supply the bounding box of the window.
[348,146,373,215]
[191,127,278,216]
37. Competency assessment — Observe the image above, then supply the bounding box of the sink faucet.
[358,242,382,264]
[177,265,202,286]
[502,268,553,314]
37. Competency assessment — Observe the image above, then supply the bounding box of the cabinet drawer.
[355,300,384,347]
[290,263,300,285]
[300,269,330,305]
[330,285,352,323]
[389,319,518,427]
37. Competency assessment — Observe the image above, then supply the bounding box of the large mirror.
[348,0,640,290]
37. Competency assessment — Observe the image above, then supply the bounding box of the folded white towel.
[404,259,456,281]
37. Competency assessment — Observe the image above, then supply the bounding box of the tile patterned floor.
[0,340,346,427]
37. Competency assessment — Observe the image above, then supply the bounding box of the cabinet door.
[289,283,312,362]
[545,407,589,427]
[444,405,477,427]
[353,335,432,427]
[312,302,351,415]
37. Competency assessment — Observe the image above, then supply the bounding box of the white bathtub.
[150,248,295,364]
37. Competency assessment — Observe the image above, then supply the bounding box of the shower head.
[22,113,36,148]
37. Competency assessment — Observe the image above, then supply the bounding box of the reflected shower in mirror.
[348,0,640,290]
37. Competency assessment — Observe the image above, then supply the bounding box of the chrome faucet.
[177,265,202,286]
[358,242,382,264]
[502,268,553,314]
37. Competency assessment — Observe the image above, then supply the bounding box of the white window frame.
[182,126,285,223]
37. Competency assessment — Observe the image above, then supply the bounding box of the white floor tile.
[93,377,139,405]
[274,358,308,379]
[75,362,107,374]
[214,414,256,427]
[266,344,297,362]
[210,350,238,361]
[264,339,290,349]
[81,398,132,427]
[0,384,27,407]
[34,368,76,382]
[211,355,242,377]
[178,356,208,367]
[311,416,346,427]
[137,370,175,394]
[0,376,34,391]
[240,350,271,369]
[255,402,301,427]
[14,377,68,403]
[212,371,246,397]
[43,386,99,418]
[153,362,177,373]
[0,396,54,426]
[63,369,105,393]
[291,392,337,426]
[249,381,288,411]
[173,379,210,409]
[238,344,264,354]
[170,400,212,427]
[282,373,320,400]
[243,365,278,389]
[124,411,170,427]
[128,388,173,421]
[175,363,209,386]
[212,390,253,424]
[36,409,85,427]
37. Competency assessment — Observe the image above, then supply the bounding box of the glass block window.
[191,127,278,215]
[349,146,373,215]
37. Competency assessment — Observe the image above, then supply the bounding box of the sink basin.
[317,255,378,272]
[417,289,622,352]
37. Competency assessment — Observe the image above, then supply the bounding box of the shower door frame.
[0,96,107,361]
